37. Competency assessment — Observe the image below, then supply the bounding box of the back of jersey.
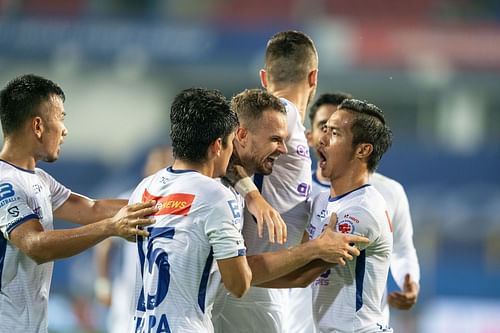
[129,167,245,333]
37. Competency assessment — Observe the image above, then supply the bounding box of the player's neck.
[171,160,214,178]
[330,170,369,198]
[0,137,37,171]
[268,85,310,124]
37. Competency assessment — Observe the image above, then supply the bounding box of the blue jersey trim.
[329,184,371,202]
[251,173,265,224]
[0,236,6,290]
[166,166,199,174]
[136,234,146,312]
[312,170,330,189]
[0,159,36,174]
[355,250,366,311]
[198,248,214,313]
[6,213,39,235]
[237,248,246,256]
[253,173,264,193]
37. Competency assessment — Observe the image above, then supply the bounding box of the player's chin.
[43,154,59,163]
[319,166,331,179]
[260,160,276,175]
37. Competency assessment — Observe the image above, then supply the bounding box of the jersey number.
[135,227,175,333]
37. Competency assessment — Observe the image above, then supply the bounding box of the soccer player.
[129,88,251,333]
[0,74,156,333]
[309,99,394,332]
[213,89,369,332]
[224,30,319,333]
[306,92,420,319]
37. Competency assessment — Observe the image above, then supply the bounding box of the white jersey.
[129,167,246,333]
[214,98,313,333]
[311,171,420,322]
[309,185,393,333]
[0,160,70,333]
[311,169,330,199]
[369,173,420,322]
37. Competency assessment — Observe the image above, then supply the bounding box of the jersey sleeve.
[205,193,246,261]
[389,186,420,288]
[335,206,383,251]
[37,169,71,210]
[0,180,39,239]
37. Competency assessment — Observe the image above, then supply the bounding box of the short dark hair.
[265,31,317,86]
[170,88,239,163]
[0,74,65,135]
[337,99,392,173]
[309,92,352,124]
[231,89,286,131]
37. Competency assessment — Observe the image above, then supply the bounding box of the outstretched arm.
[54,193,127,225]
[9,201,156,264]
[248,214,369,286]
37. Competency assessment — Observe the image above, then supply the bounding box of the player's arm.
[54,192,128,225]
[223,154,287,244]
[249,214,369,286]
[257,259,332,288]
[208,194,252,297]
[7,201,156,264]
[387,186,420,310]
[217,256,252,298]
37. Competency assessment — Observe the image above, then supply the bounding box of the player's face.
[317,110,356,181]
[39,95,68,163]
[215,131,236,178]
[246,110,288,175]
[309,104,336,158]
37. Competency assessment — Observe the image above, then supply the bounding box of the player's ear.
[210,138,223,157]
[32,116,44,139]
[308,69,318,88]
[235,127,248,146]
[259,69,268,89]
[356,143,373,160]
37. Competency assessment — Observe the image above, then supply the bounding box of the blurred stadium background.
[1,0,500,332]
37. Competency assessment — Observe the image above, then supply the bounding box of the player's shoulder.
[370,172,406,197]
[280,97,297,115]
[311,189,330,211]
[0,161,37,189]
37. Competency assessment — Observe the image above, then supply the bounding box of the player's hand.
[388,273,419,310]
[245,191,287,244]
[111,200,157,239]
[316,213,369,265]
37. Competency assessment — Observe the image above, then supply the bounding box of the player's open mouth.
[317,148,327,168]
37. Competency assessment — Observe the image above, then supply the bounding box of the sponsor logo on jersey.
[316,209,328,219]
[32,184,43,194]
[0,196,21,208]
[336,219,355,234]
[0,182,15,200]
[142,189,195,216]
[307,224,317,239]
[314,268,331,286]
[297,182,311,197]
[343,213,360,224]
[296,144,310,159]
